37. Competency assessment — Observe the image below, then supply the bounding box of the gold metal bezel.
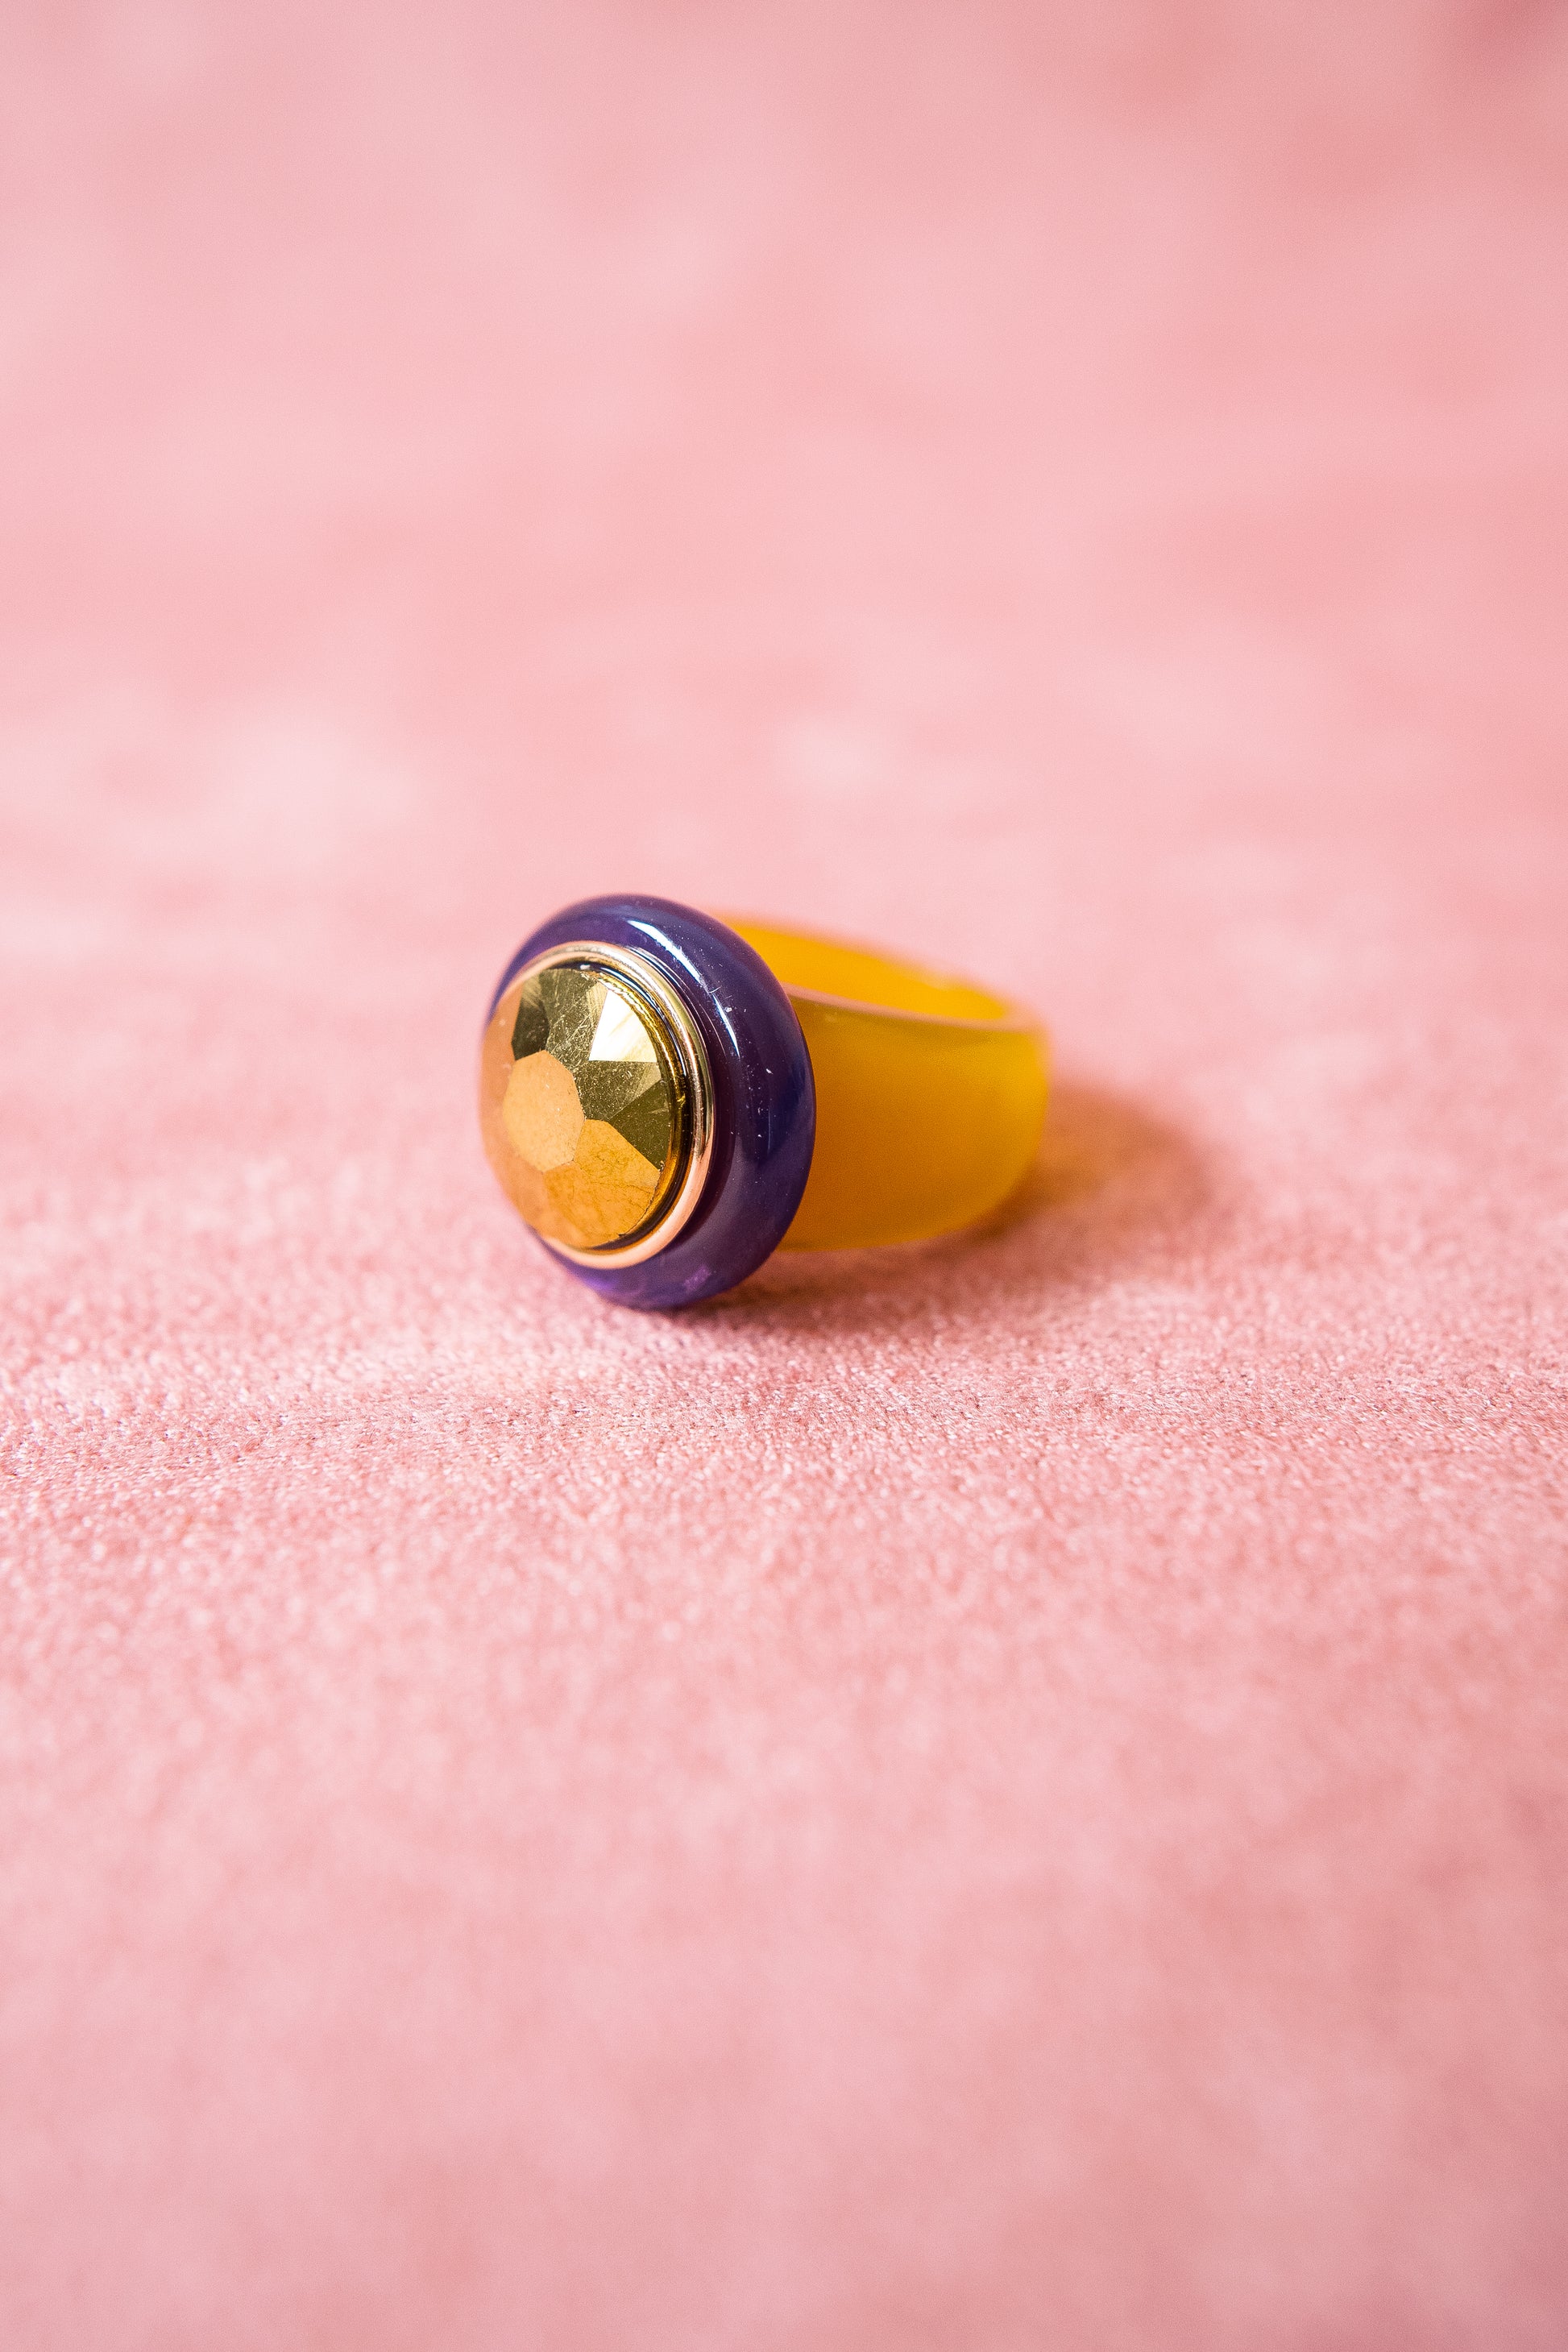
[490,940,714,1269]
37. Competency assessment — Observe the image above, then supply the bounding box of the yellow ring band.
[722,919,1050,1252]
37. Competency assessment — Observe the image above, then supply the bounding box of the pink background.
[3,5,1566,2346]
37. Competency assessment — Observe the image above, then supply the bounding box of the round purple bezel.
[487,896,816,1309]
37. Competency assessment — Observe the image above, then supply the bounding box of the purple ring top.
[484,895,816,1309]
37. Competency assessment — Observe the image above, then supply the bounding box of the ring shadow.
[694,1078,1217,1334]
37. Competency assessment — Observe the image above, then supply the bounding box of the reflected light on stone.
[480,963,686,1252]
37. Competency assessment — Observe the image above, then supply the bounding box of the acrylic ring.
[480,894,1048,1310]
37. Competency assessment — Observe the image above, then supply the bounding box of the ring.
[479,895,1049,1309]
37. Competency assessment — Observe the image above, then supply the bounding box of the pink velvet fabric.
[3,6,1566,2346]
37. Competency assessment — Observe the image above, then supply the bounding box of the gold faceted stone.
[480,961,685,1252]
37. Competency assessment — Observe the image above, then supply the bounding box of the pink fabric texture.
[3,6,1566,2346]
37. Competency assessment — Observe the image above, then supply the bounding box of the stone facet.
[480,961,683,1251]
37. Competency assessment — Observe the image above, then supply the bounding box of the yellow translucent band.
[722,919,1049,1252]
